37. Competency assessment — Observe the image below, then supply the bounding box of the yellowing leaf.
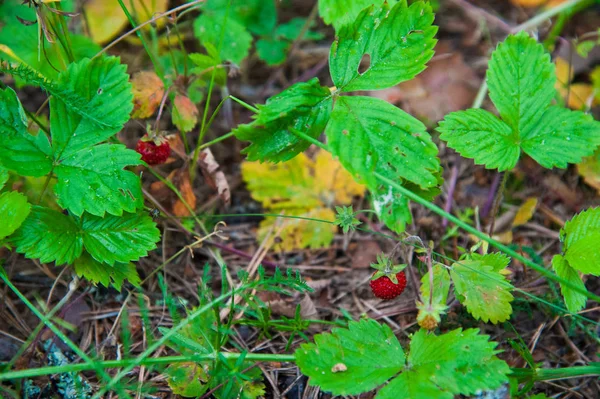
[242,150,365,251]
[172,95,199,133]
[131,71,165,119]
[555,57,598,110]
[83,0,168,44]
[513,197,538,227]
[578,149,600,194]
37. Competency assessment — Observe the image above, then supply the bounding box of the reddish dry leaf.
[198,149,231,205]
[172,95,199,133]
[172,169,197,217]
[131,71,165,119]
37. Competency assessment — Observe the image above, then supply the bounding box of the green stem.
[511,0,589,33]
[197,132,236,151]
[0,353,296,381]
[511,364,600,383]
[116,0,164,80]
[230,95,259,113]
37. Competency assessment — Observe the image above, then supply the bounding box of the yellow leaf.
[555,57,598,110]
[258,208,336,252]
[578,149,600,194]
[172,95,199,133]
[242,150,365,251]
[83,0,168,44]
[131,71,165,119]
[555,57,574,89]
[513,197,538,227]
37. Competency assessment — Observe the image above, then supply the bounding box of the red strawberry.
[136,135,170,165]
[370,271,407,300]
[369,254,407,300]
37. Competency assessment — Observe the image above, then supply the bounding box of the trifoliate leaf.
[552,254,587,313]
[329,1,437,92]
[12,206,83,265]
[73,252,141,291]
[165,362,209,397]
[318,0,397,30]
[439,32,600,171]
[450,254,514,323]
[172,95,199,133]
[131,71,165,119]
[326,96,441,190]
[193,13,252,65]
[242,150,364,251]
[233,78,333,163]
[83,0,168,44]
[54,144,143,217]
[11,206,159,266]
[561,207,600,275]
[80,212,161,266]
[0,191,31,240]
[376,329,510,399]
[0,87,53,177]
[295,319,406,395]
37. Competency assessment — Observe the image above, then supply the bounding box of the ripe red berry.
[370,271,407,300]
[136,136,170,165]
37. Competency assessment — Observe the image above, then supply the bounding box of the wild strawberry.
[369,254,407,300]
[136,135,170,165]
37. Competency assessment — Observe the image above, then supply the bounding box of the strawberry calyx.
[370,254,407,285]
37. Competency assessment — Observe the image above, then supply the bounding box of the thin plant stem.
[198,131,235,151]
[487,171,509,236]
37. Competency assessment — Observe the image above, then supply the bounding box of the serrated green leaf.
[471,252,511,272]
[194,13,252,65]
[295,319,405,395]
[165,362,209,397]
[487,32,556,137]
[377,329,510,399]
[80,212,160,266]
[561,208,600,275]
[233,78,333,162]
[329,1,437,92]
[326,95,441,189]
[73,252,140,291]
[54,144,143,217]
[420,264,451,306]
[12,206,83,265]
[0,87,53,177]
[0,191,31,240]
[256,38,289,66]
[50,56,133,158]
[319,0,397,30]
[451,255,514,323]
[437,108,519,171]
[552,254,587,313]
[440,32,600,170]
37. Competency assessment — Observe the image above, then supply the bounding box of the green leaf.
[371,184,411,232]
[50,56,133,158]
[54,144,143,217]
[11,206,159,267]
[165,362,209,397]
[552,255,587,313]
[377,329,510,399]
[256,38,289,66]
[561,208,600,275]
[233,78,333,162]
[0,87,53,177]
[420,263,451,306]
[194,13,252,65]
[437,108,519,171]
[450,254,513,323]
[275,18,324,41]
[326,95,441,190]
[73,252,141,291]
[200,0,276,36]
[0,191,31,240]
[80,212,160,266]
[12,206,83,265]
[329,1,437,92]
[295,319,406,395]
[0,165,8,190]
[487,32,556,137]
[319,0,397,31]
[439,32,600,170]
